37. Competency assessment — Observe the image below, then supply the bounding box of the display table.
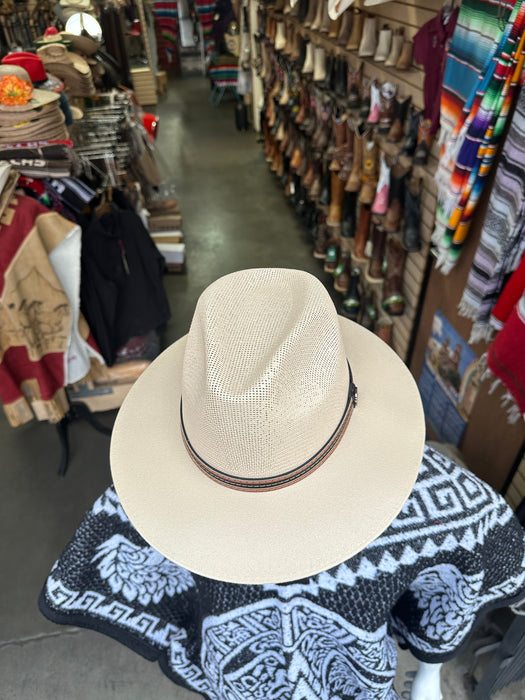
[39,446,525,699]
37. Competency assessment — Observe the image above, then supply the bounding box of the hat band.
[180,364,358,492]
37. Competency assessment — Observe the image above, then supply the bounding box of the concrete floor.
[1,75,524,699]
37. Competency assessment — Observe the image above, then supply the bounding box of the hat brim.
[111,318,425,584]
[0,87,59,112]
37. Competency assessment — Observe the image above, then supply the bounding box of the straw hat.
[0,65,60,112]
[111,268,425,584]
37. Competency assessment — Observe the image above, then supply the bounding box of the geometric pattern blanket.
[39,445,525,699]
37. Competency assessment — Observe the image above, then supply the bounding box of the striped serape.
[458,86,525,343]
[433,0,525,273]
[195,0,216,54]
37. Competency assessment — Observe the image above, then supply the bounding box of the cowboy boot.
[358,15,377,58]
[295,84,307,124]
[378,82,397,134]
[310,0,325,31]
[387,95,411,143]
[385,27,404,66]
[319,1,331,33]
[291,30,303,63]
[283,24,294,55]
[396,40,413,70]
[304,0,318,28]
[400,108,423,157]
[302,41,314,74]
[367,81,381,125]
[334,56,348,98]
[328,16,342,39]
[353,203,371,261]
[384,163,409,233]
[382,237,407,315]
[359,77,371,121]
[274,0,286,12]
[358,290,378,332]
[329,113,349,171]
[371,153,391,216]
[321,53,336,92]
[324,236,340,273]
[359,135,378,206]
[345,127,364,192]
[275,22,286,51]
[346,7,363,50]
[340,267,361,320]
[318,166,332,206]
[366,224,387,282]
[337,9,353,47]
[403,173,422,252]
[313,218,330,258]
[327,171,346,226]
[313,46,327,82]
[347,61,363,110]
[413,118,434,165]
[341,191,358,238]
[333,245,353,294]
[374,25,392,62]
[337,121,355,182]
[309,162,323,200]
[375,313,393,345]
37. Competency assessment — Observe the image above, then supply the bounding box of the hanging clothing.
[39,445,525,699]
[80,208,171,366]
[413,5,458,135]
[458,86,525,342]
[0,194,102,426]
[432,0,525,273]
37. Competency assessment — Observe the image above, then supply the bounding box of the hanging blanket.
[433,0,525,274]
[39,445,525,699]
[458,86,525,342]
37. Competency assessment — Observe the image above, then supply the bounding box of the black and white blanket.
[39,445,525,699]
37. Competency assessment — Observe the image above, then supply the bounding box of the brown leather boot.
[313,219,329,259]
[309,165,323,200]
[346,8,363,50]
[329,114,349,172]
[366,224,387,282]
[328,17,342,39]
[353,204,371,261]
[345,128,363,192]
[382,237,407,315]
[387,95,411,143]
[333,246,352,294]
[384,163,409,233]
[304,0,318,28]
[319,1,331,34]
[347,61,363,110]
[396,40,413,70]
[413,118,434,165]
[337,9,353,47]
[359,135,378,205]
[327,172,346,226]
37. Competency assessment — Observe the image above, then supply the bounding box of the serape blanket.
[39,445,525,699]
[433,0,525,273]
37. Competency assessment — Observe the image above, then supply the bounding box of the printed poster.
[418,311,482,446]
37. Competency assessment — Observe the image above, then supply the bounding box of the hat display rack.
[254,0,442,365]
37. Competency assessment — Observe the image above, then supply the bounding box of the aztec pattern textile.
[195,0,216,55]
[458,86,525,343]
[39,445,525,699]
[432,0,525,274]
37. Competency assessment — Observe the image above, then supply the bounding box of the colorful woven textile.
[208,54,238,85]
[433,0,525,273]
[153,0,179,68]
[195,0,216,54]
[486,290,525,422]
[458,85,525,343]
[39,446,525,699]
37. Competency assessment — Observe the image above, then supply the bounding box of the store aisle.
[0,75,523,699]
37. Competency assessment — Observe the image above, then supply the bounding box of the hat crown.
[181,269,350,482]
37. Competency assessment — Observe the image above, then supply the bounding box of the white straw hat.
[111,268,425,584]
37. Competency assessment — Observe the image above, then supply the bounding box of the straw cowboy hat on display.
[111,268,425,584]
[0,65,60,112]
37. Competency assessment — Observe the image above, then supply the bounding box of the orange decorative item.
[0,75,33,106]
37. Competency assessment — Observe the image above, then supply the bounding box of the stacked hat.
[0,141,76,178]
[59,0,96,21]
[2,52,64,94]
[37,42,95,96]
[0,66,69,146]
